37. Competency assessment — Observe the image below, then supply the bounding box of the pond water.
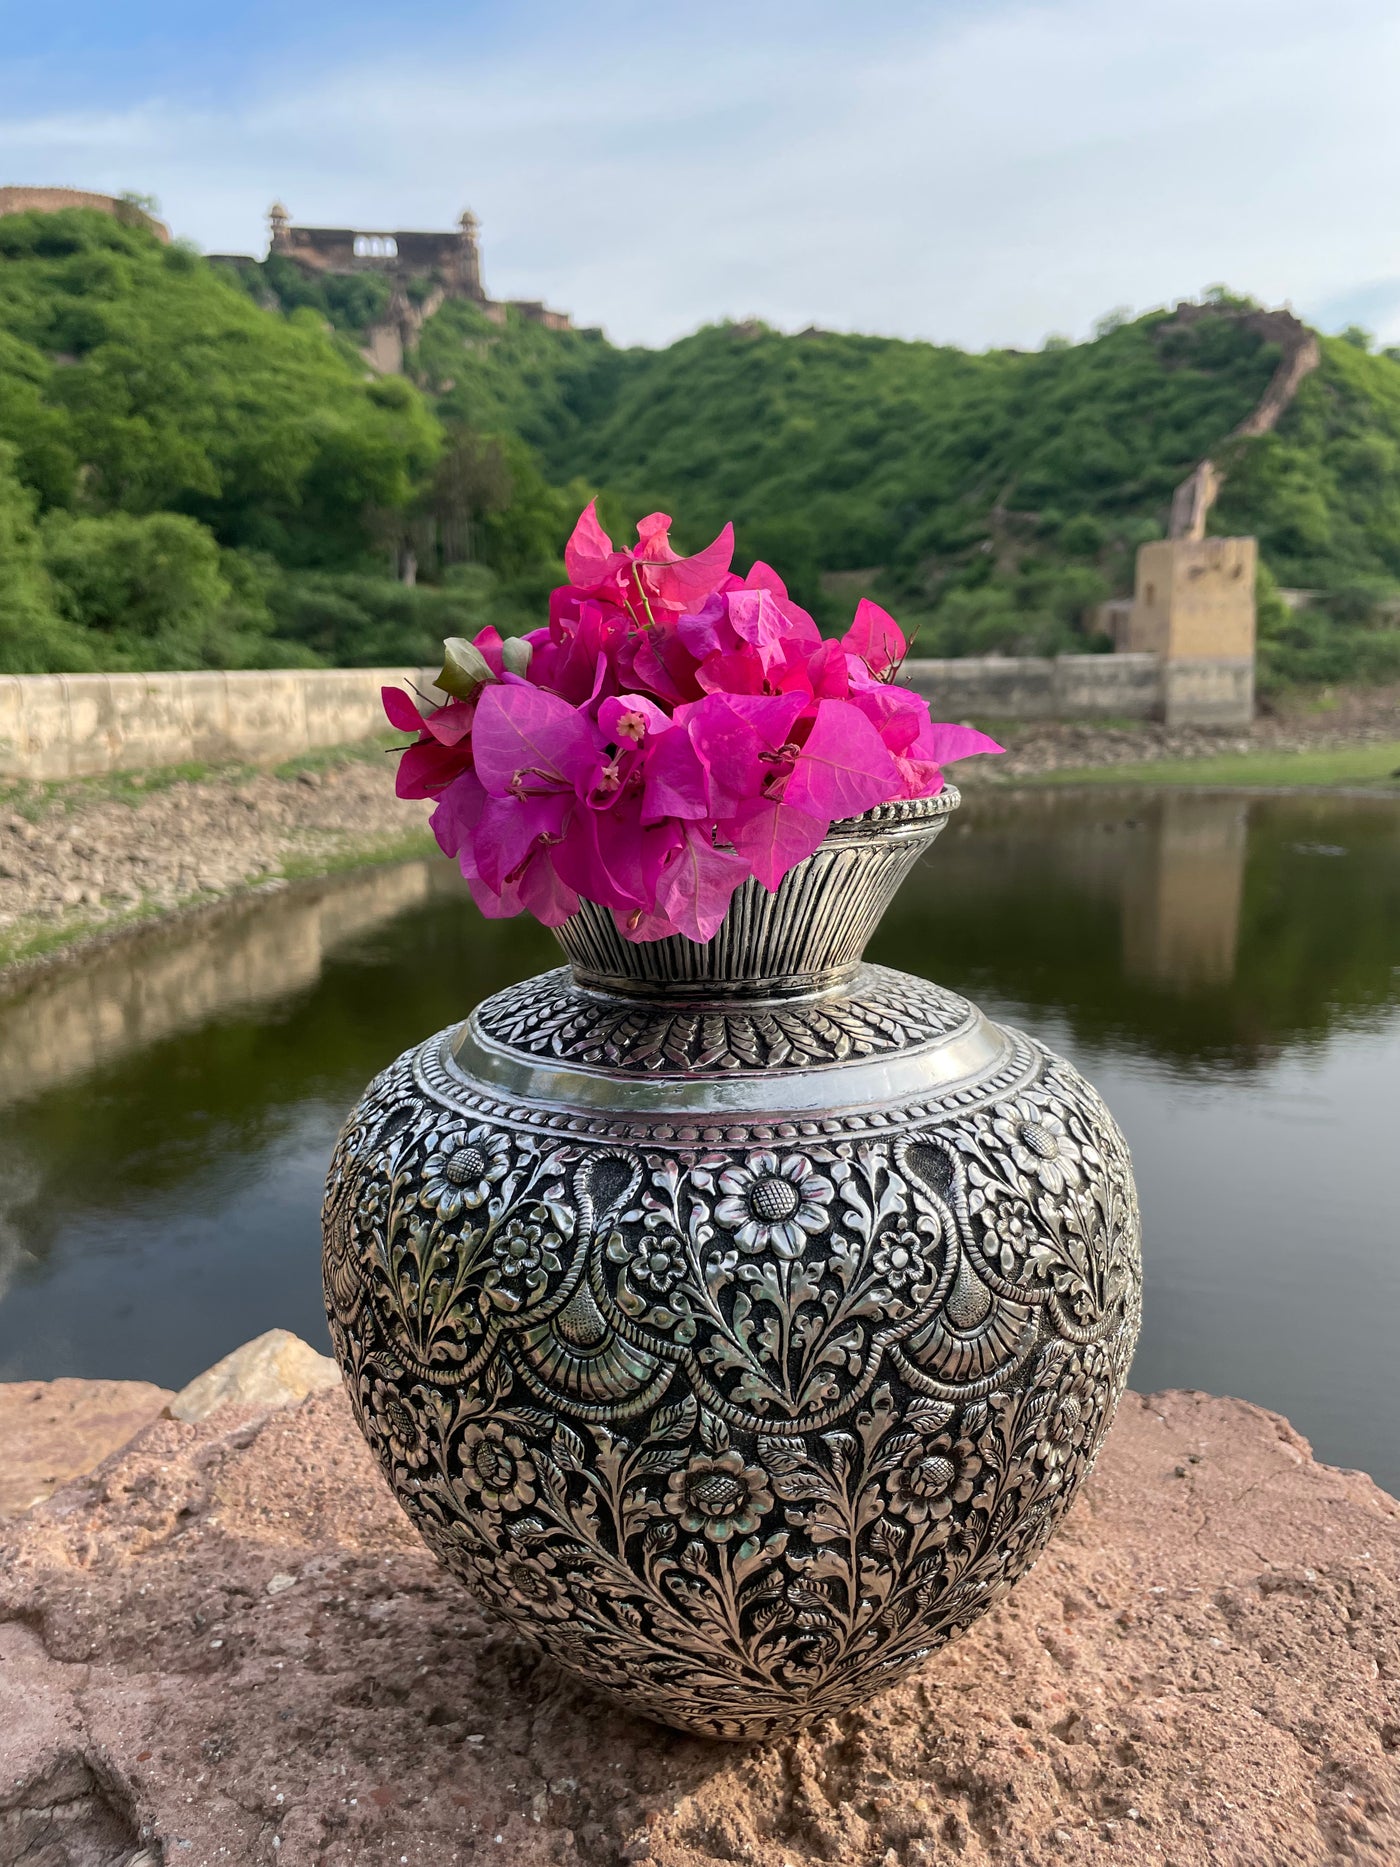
[0,789,1396,1494]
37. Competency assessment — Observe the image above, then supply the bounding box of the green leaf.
[436,635,498,700]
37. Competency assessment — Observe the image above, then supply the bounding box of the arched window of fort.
[382,236,398,257]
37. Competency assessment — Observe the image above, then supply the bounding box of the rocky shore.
[0,751,431,972]
[1,1340,1397,1867]
[0,685,1395,977]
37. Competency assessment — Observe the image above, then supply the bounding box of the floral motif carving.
[323,985,1142,1738]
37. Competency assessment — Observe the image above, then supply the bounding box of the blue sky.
[4,0,1399,349]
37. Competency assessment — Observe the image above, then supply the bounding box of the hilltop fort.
[0,187,572,374]
[217,202,573,371]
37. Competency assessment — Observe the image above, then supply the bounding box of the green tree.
[0,442,89,672]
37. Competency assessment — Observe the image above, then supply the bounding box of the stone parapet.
[1161,655,1256,729]
[0,648,1258,783]
[0,667,442,781]
[903,652,1165,722]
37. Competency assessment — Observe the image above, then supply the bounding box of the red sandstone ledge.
[0,1373,1395,1867]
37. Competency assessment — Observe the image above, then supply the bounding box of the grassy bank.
[1019,739,1400,791]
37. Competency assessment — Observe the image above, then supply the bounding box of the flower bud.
[501,635,534,676]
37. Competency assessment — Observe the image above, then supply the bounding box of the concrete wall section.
[0,668,442,782]
[0,648,1256,781]
[1161,657,1255,730]
[1052,654,1161,718]
[902,654,1161,722]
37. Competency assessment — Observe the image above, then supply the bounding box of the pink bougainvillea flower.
[387,504,1003,942]
[563,500,627,591]
[783,698,901,821]
[430,769,487,863]
[560,502,735,623]
[597,693,670,746]
[632,511,737,614]
[641,725,711,822]
[382,682,482,799]
[679,690,807,820]
[654,824,751,943]
[919,719,1006,765]
[472,791,572,893]
[727,796,828,892]
[801,638,853,702]
[843,598,906,677]
[848,679,927,755]
[742,561,822,645]
[470,684,600,800]
[382,685,427,734]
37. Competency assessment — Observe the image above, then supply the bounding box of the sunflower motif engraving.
[498,1547,571,1620]
[885,1431,982,1524]
[990,1098,1083,1194]
[713,1152,833,1259]
[421,1127,511,1219]
[363,1374,433,1472]
[457,1421,537,1514]
[664,1449,774,1542]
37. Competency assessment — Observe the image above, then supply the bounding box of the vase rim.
[552,784,960,1001]
[820,784,960,838]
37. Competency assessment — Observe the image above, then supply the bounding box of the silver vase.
[322,789,1142,1737]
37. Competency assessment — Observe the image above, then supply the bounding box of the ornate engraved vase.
[322,789,1142,1737]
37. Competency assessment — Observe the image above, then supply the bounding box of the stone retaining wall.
[901,652,1253,728]
[0,653,1254,781]
[0,667,441,782]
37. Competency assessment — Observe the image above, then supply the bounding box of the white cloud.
[3,0,1399,349]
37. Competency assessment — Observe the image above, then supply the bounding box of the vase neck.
[551,789,959,1004]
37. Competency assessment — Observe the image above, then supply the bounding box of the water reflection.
[0,864,444,1107]
[0,791,1396,1492]
[880,789,1400,1069]
[1119,794,1247,989]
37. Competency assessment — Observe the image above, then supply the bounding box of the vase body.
[323,791,1142,1738]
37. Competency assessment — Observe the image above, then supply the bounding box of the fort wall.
[0,186,170,241]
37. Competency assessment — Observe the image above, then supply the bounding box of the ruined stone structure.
[1081,302,1319,727]
[261,202,572,371]
[1128,536,1257,662]
[0,186,169,242]
[1091,536,1257,726]
[268,202,486,301]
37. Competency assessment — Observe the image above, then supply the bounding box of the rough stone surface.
[1,1382,1396,1866]
[0,749,430,968]
[168,1328,340,1424]
[0,1378,173,1518]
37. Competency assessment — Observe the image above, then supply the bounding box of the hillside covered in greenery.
[1,205,1398,685]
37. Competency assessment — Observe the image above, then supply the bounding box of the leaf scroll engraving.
[324,1013,1141,1737]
